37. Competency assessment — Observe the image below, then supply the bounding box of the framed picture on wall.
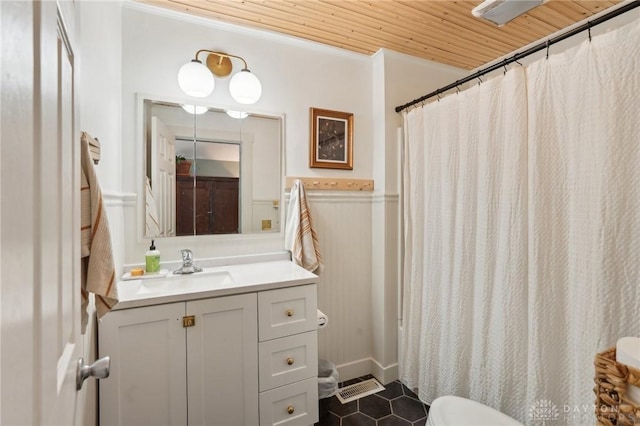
[310,107,353,170]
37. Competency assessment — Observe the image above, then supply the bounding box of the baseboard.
[370,359,399,385]
[335,358,373,383]
[335,358,399,385]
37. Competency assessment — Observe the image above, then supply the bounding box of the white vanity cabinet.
[99,293,258,426]
[99,277,318,426]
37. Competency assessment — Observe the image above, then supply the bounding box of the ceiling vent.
[472,0,544,26]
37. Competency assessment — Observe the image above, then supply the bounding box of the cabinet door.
[98,303,187,426]
[187,293,259,426]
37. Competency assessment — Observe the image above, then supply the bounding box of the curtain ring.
[456,85,460,94]
[436,91,441,102]
[477,76,483,86]
[546,40,550,59]
[587,21,592,42]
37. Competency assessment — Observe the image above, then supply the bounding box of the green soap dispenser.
[145,240,161,273]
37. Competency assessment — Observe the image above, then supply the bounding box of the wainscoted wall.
[300,192,374,381]
[103,191,135,275]
[79,0,468,401]
[371,194,401,383]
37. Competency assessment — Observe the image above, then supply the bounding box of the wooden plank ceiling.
[143,0,622,70]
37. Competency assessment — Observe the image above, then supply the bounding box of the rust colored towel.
[285,179,323,274]
[80,132,118,333]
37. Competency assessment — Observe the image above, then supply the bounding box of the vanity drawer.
[259,377,318,426]
[259,331,318,391]
[258,284,317,341]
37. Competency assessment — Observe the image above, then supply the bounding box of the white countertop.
[113,260,318,310]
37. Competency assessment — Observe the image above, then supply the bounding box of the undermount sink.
[113,259,320,310]
[119,269,235,300]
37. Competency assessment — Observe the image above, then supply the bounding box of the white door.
[1,1,82,424]
[151,117,177,236]
[187,294,259,426]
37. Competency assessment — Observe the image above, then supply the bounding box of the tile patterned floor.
[316,375,430,426]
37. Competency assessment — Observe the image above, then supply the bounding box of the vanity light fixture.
[177,49,262,104]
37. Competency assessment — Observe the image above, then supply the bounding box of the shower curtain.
[400,18,640,425]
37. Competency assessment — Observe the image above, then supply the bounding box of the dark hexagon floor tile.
[327,396,357,417]
[378,381,405,400]
[341,412,376,426]
[401,383,420,399]
[359,394,392,419]
[392,396,428,422]
[315,411,341,426]
[412,415,428,426]
[378,414,413,426]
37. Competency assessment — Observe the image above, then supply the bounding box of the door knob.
[76,356,110,391]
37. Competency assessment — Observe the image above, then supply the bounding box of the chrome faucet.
[173,249,202,274]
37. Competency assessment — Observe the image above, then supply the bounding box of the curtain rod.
[395,0,640,113]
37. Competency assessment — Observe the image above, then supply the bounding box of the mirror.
[142,98,282,237]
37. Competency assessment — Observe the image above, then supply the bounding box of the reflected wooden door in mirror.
[176,176,239,235]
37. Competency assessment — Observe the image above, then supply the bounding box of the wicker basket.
[594,347,640,425]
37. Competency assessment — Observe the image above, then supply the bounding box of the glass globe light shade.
[177,60,214,98]
[225,110,249,119]
[229,70,262,104]
[181,105,208,115]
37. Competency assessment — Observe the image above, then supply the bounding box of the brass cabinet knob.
[286,309,294,317]
[286,357,295,365]
[287,406,295,415]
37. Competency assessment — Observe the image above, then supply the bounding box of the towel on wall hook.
[80,132,118,333]
[82,131,101,164]
[285,179,324,274]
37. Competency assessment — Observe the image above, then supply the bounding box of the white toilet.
[427,395,524,426]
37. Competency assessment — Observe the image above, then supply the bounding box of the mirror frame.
[135,93,286,243]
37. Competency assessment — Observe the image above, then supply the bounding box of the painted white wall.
[369,50,468,382]
[77,2,123,424]
[79,0,468,395]
[120,3,374,264]
[77,0,125,274]
[76,0,468,399]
